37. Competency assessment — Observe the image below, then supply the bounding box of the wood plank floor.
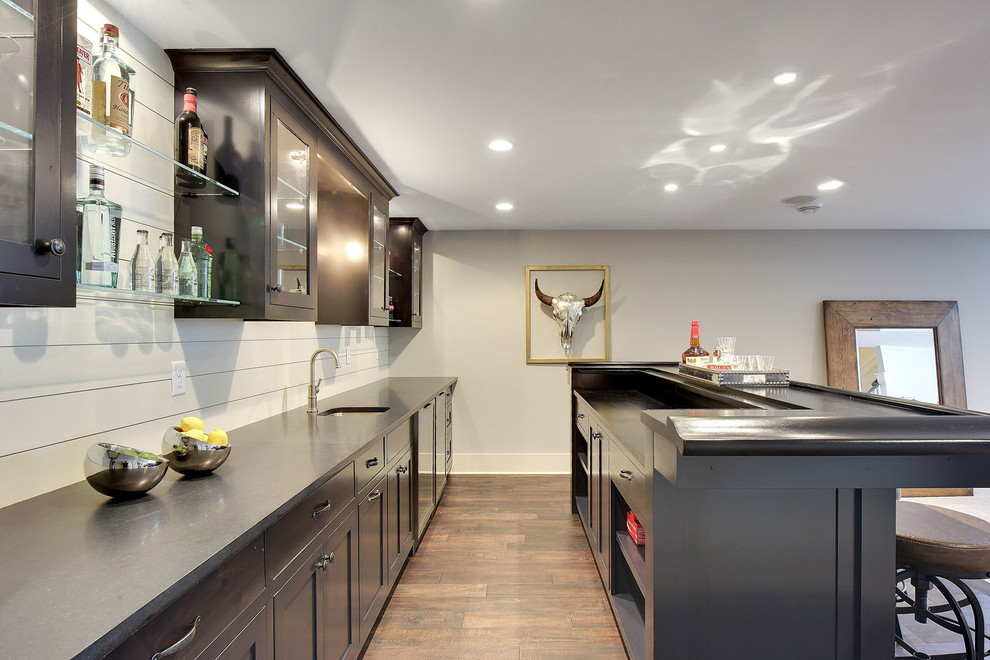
[365,474,628,659]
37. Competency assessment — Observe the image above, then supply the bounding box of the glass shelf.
[0,119,32,150]
[277,235,307,251]
[0,0,33,22]
[75,110,239,198]
[77,283,239,306]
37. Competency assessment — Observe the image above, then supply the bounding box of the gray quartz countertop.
[0,376,455,660]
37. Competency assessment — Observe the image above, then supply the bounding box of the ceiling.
[106,0,990,231]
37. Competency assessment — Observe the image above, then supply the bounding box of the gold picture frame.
[526,265,610,364]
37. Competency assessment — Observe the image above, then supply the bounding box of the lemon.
[180,416,205,432]
[207,429,229,447]
[183,428,206,442]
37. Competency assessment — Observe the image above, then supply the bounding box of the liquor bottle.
[178,239,197,296]
[76,34,94,115]
[156,232,179,295]
[75,165,121,287]
[681,320,710,367]
[90,23,135,156]
[175,87,206,189]
[205,244,214,299]
[131,230,156,292]
[190,226,210,298]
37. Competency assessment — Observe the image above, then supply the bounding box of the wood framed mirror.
[824,300,969,496]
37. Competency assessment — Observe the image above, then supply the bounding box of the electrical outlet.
[171,361,187,396]
[345,347,351,365]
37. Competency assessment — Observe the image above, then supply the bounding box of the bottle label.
[86,261,119,273]
[108,75,130,134]
[91,79,107,124]
[685,355,710,367]
[76,41,93,114]
[187,127,205,169]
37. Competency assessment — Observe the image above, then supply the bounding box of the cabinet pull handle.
[272,283,283,293]
[312,500,332,518]
[576,413,585,419]
[591,432,602,441]
[150,616,201,659]
[367,489,382,502]
[397,465,408,474]
[366,457,380,468]
[619,469,634,481]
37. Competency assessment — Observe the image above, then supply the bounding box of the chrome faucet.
[308,348,340,413]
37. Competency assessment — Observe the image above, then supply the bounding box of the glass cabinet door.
[270,99,314,308]
[411,233,422,319]
[0,0,74,306]
[369,194,388,322]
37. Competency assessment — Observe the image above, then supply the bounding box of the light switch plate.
[171,361,187,396]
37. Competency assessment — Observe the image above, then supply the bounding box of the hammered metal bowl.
[161,427,231,476]
[84,442,168,498]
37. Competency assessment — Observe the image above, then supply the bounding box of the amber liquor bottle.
[176,87,207,189]
[681,320,710,366]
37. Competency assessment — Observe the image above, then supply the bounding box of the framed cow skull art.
[526,265,610,364]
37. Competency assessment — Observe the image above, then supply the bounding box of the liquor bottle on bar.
[131,230,156,293]
[681,320,710,366]
[175,87,207,189]
[156,232,179,295]
[89,23,135,156]
[190,226,211,298]
[178,239,197,297]
[75,165,121,287]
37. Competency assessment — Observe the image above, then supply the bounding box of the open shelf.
[75,111,239,198]
[615,531,647,595]
[77,283,239,306]
[612,592,646,660]
[578,452,590,476]
[574,494,590,529]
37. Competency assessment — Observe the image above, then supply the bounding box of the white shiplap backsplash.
[0,0,389,507]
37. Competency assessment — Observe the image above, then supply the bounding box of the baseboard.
[451,452,570,474]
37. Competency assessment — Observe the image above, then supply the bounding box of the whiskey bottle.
[175,87,207,188]
[90,23,135,156]
[75,165,121,287]
[681,320,710,366]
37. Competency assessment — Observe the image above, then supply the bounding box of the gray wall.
[389,229,990,473]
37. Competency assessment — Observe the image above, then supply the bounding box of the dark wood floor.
[365,474,628,659]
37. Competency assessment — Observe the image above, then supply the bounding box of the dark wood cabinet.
[0,0,76,307]
[387,217,426,328]
[415,399,436,540]
[357,474,387,639]
[167,50,325,320]
[200,595,273,660]
[387,447,415,583]
[272,511,359,660]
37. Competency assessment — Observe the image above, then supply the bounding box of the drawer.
[356,437,386,494]
[609,438,646,517]
[575,396,592,440]
[103,535,265,660]
[386,419,411,464]
[266,463,354,584]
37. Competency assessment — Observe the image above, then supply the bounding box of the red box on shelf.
[626,511,646,546]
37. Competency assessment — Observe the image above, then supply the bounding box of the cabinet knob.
[41,238,65,256]
[316,553,334,571]
[397,465,408,474]
[150,616,201,659]
[591,432,603,441]
[271,283,283,293]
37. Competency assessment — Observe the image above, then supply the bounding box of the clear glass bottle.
[681,320,711,367]
[130,230,156,292]
[75,165,121,287]
[190,225,210,298]
[89,23,135,156]
[178,239,197,297]
[156,232,179,295]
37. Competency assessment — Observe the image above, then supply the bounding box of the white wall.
[389,230,990,474]
[0,1,388,508]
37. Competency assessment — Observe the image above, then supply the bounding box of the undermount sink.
[318,406,390,417]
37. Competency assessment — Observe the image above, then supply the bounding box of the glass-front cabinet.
[0,0,75,306]
[270,101,314,309]
[386,217,427,328]
[369,193,389,324]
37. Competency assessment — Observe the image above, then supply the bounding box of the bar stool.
[895,501,990,660]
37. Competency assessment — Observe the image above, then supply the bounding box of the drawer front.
[609,438,646,517]
[103,535,265,660]
[575,396,592,440]
[267,463,355,584]
[386,420,411,465]
[356,437,386,494]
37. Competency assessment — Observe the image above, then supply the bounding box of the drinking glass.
[715,337,736,362]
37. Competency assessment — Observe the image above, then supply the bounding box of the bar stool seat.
[895,501,990,660]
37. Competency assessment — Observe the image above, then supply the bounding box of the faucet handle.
[314,378,322,394]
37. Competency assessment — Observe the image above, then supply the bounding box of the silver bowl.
[84,442,168,498]
[162,427,231,475]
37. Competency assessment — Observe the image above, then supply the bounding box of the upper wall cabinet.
[167,49,395,322]
[0,0,76,307]
[388,217,427,328]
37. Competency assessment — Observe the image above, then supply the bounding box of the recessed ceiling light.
[772,71,798,85]
[664,183,678,192]
[495,202,514,211]
[488,139,514,152]
[709,144,726,153]
[817,179,845,191]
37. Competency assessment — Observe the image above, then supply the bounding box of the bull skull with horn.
[534,279,605,351]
